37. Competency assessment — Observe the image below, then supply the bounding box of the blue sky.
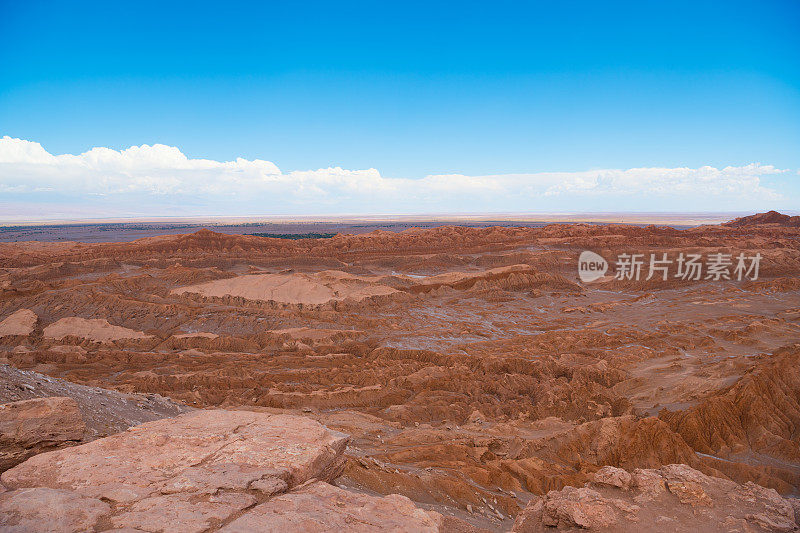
[1,0,799,219]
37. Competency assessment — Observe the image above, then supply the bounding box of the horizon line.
[2,210,791,228]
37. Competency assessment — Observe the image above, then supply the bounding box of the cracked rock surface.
[0,409,467,532]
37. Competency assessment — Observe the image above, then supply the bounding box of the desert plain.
[1,210,800,532]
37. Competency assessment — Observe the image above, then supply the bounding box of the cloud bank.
[0,136,793,220]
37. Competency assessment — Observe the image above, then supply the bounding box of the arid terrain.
[1,210,799,531]
[0,212,737,243]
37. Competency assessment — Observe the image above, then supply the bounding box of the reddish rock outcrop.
[0,410,466,532]
[512,464,800,532]
[725,211,800,228]
[0,397,85,472]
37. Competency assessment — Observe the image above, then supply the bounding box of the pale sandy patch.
[0,309,38,337]
[171,270,397,305]
[43,317,152,342]
[411,264,529,285]
[173,332,219,339]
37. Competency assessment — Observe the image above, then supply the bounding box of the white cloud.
[0,136,791,217]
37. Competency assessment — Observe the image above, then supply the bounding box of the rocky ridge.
[725,211,800,228]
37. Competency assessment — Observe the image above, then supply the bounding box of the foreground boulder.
[513,464,800,532]
[2,409,348,503]
[0,410,462,532]
[0,397,85,472]
[220,480,446,532]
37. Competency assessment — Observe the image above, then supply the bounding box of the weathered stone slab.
[1,410,348,502]
[0,487,110,533]
[0,396,85,472]
[220,480,444,532]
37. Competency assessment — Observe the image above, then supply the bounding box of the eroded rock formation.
[512,464,800,532]
[0,212,799,530]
